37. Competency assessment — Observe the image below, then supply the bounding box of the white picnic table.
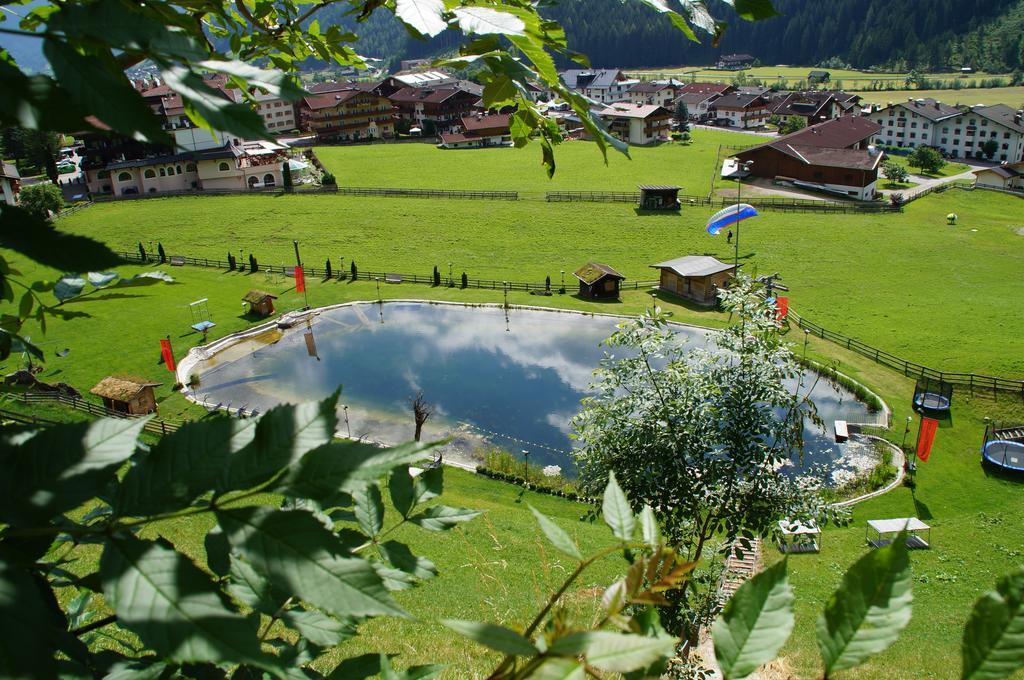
[778,519,821,554]
[866,517,931,549]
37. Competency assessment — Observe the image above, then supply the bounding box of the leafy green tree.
[982,139,999,159]
[882,159,909,184]
[17,182,63,220]
[674,100,691,131]
[778,116,807,135]
[572,277,843,649]
[907,145,946,174]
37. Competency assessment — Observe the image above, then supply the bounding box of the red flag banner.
[776,296,789,321]
[916,416,939,462]
[159,338,176,372]
[295,265,305,293]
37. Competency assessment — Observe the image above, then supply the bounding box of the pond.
[185,301,883,484]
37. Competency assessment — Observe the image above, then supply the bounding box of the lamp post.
[503,281,508,309]
[901,415,913,449]
[734,160,753,271]
[375,276,381,303]
[292,240,302,267]
[803,328,810,360]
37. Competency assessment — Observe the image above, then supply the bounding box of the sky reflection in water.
[192,302,879,482]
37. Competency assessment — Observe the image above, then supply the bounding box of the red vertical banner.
[295,265,305,293]
[916,416,939,462]
[159,338,176,372]
[776,296,789,321]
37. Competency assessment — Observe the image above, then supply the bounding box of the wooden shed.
[650,255,736,306]
[573,262,625,299]
[638,184,681,210]
[90,376,161,415]
[242,289,278,317]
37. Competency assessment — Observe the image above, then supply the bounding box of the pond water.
[188,302,882,484]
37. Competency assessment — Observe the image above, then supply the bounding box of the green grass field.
[625,65,1013,88]
[886,155,972,179]
[7,138,1024,677]
[314,132,759,195]
[859,86,1024,108]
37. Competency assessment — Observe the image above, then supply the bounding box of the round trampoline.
[914,392,951,412]
[982,440,1024,473]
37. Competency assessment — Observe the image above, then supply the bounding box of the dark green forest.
[313,0,1024,73]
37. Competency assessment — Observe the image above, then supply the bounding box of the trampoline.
[912,377,952,415]
[981,422,1024,473]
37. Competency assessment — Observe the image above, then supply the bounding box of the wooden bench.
[169,256,186,266]
[385,274,402,284]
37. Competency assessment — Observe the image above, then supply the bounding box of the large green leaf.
[160,66,269,141]
[216,507,406,619]
[531,658,585,679]
[0,417,146,525]
[282,608,355,647]
[42,39,167,142]
[602,471,635,541]
[728,0,781,21]
[394,0,448,37]
[962,568,1024,680]
[441,620,537,656]
[713,559,795,679]
[639,505,661,549]
[389,464,444,518]
[549,630,676,673]
[118,415,258,515]
[276,440,434,502]
[226,555,287,616]
[0,556,59,679]
[218,395,338,493]
[816,534,913,675]
[377,541,438,581]
[528,504,582,560]
[100,535,275,669]
[353,484,384,538]
[407,505,481,531]
[197,60,304,101]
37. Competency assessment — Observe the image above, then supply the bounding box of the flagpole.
[735,160,752,272]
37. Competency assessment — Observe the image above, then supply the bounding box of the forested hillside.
[315,0,1024,73]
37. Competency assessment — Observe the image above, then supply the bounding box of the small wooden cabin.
[90,376,161,415]
[242,289,278,317]
[638,184,681,210]
[573,262,625,299]
[650,255,736,306]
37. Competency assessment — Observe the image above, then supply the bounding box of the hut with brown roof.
[574,263,625,299]
[243,290,278,317]
[90,376,161,415]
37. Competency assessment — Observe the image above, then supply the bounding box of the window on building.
[144,169,156,179]
[176,165,183,174]
[941,138,948,144]
[956,117,962,123]
[219,162,230,172]
[263,173,276,186]
[1004,133,1011,139]
[953,139,960,145]
[1001,154,1007,161]
[186,163,196,172]
[965,140,973,147]
[923,123,929,129]
[942,127,949,133]
[97,170,110,179]
[910,133,916,139]
[911,122,917,128]
[955,128,961,134]
[981,119,988,126]
[117,171,132,182]
[1003,143,1009,150]
[159,168,166,177]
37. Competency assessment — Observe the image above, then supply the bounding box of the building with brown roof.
[388,86,481,134]
[627,82,679,108]
[596,103,672,145]
[734,116,884,200]
[973,162,1024,190]
[243,290,278,317]
[651,256,736,305]
[573,263,624,299]
[712,91,771,129]
[717,54,755,70]
[90,376,161,415]
[298,86,395,141]
[439,113,512,149]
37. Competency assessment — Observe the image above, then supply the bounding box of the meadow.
[625,65,1014,88]
[857,85,1024,108]
[5,137,1024,677]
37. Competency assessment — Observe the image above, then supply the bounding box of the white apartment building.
[253,92,297,133]
[560,69,638,104]
[868,98,1024,163]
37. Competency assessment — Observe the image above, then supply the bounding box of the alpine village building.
[297,83,396,141]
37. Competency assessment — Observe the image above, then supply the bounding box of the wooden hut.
[242,289,278,317]
[573,263,625,299]
[90,376,161,415]
[638,184,681,210]
[650,256,736,306]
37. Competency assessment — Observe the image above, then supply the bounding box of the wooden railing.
[8,392,182,436]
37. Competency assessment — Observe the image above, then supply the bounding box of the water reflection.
[192,302,880,480]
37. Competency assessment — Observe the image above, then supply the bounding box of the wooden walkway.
[718,537,762,600]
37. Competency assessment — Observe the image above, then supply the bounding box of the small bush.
[321,172,336,186]
[188,373,201,388]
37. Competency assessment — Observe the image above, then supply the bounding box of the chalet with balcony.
[597,103,672,145]
[388,86,481,134]
[712,91,771,129]
[716,53,755,70]
[627,82,679,107]
[298,85,395,141]
[439,113,512,149]
[560,69,637,104]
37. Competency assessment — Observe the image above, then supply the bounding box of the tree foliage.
[882,159,909,184]
[16,182,63,220]
[907,146,946,174]
[778,116,806,135]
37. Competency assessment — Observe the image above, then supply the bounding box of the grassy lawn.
[52,184,1024,378]
[886,154,972,179]
[313,133,760,196]
[881,180,919,190]
[625,65,1013,88]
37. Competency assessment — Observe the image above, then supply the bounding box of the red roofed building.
[439,113,512,149]
[733,116,883,200]
[388,86,481,134]
[297,85,395,141]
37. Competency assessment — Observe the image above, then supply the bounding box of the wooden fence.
[789,310,1024,397]
[7,392,182,435]
[335,187,517,200]
[546,190,900,213]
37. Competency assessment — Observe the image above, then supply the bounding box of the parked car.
[56,161,77,174]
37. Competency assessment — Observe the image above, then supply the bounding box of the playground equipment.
[981,422,1024,473]
[189,298,216,341]
[912,376,952,415]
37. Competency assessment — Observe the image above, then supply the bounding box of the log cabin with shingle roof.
[90,376,161,415]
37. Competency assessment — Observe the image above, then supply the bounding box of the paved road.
[877,161,984,199]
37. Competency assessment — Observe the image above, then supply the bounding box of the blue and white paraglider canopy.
[706,203,759,235]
